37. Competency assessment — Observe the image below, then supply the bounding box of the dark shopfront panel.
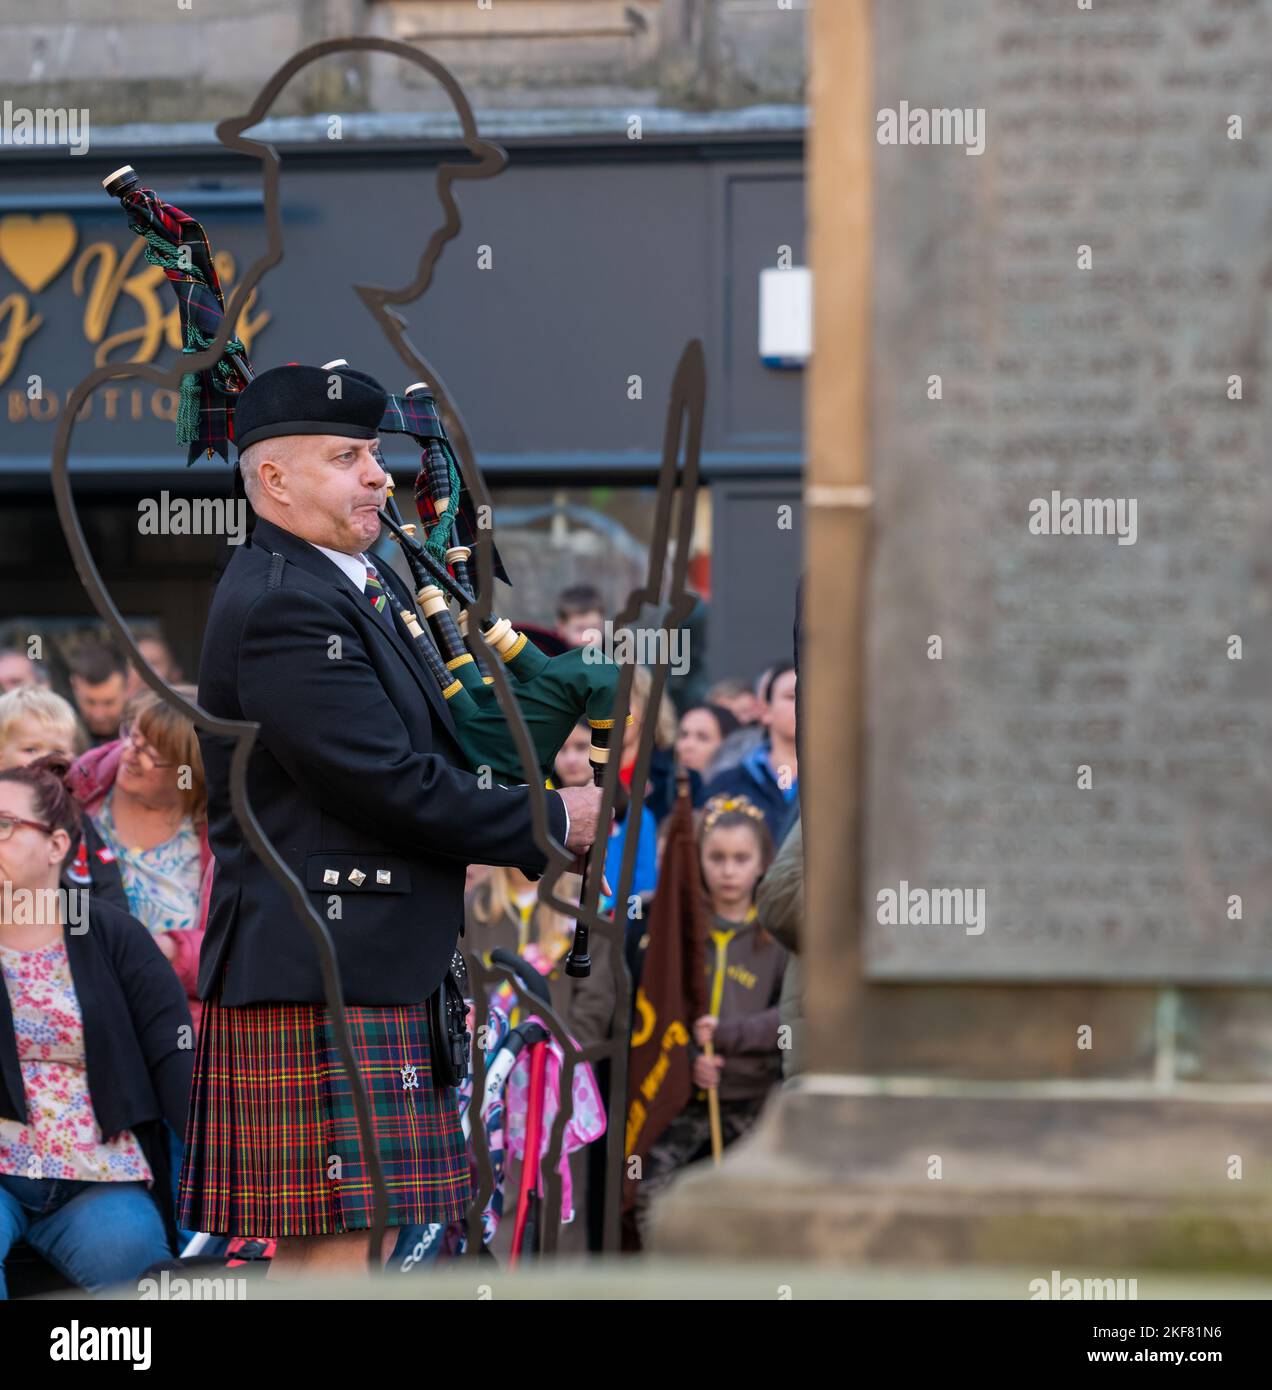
[0,473,802,706]
[0,130,805,696]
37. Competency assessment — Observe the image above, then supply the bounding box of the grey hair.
[238,441,262,502]
[239,437,299,503]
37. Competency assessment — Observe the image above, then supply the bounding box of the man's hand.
[693,1014,718,1049]
[556,783,608,855]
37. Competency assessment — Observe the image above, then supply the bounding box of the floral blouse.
[0,938,152,1183]
[94,788,201,937]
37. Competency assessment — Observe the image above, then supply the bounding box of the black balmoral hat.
[234,363,388,452]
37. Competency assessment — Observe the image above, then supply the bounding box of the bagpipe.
[102,164,627,976]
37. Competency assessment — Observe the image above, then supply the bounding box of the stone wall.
[862,0,1272,1078]
[0,0,807,124]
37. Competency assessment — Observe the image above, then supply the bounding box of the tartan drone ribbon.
[379,389,510,587]
[115,177,251,464]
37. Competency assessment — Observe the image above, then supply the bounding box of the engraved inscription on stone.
[865,1,1272,981]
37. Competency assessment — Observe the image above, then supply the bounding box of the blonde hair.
[471,866,582,964]
[123,685,207,825]
[629,665,678,750]
[0,686,85,757]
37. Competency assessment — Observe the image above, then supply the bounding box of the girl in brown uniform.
[635,795,787,1239]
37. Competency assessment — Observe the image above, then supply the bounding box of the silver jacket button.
[348,868,366,887]
[323,869,340,886]
[376,869,392,885]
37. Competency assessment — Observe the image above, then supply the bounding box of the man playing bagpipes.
[177,363,606,1280]
[95,165,628,1275]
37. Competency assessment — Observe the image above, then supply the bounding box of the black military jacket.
[196,516,566,1007]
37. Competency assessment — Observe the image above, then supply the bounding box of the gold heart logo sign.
[0,213,79,293]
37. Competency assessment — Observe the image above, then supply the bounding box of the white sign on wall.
[759,265,812,368]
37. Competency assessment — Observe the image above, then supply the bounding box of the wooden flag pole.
[703,1039,724,1165]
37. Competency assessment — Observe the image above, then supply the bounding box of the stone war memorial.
[654,0,1272,1275]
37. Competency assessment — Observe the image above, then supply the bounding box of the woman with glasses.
[0,754,193,1297]
[65,687,212,1033]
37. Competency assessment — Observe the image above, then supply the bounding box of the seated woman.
[0,754,194,1298]
[66,686,212,1032]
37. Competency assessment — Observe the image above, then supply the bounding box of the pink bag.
[502,1017,607,1223]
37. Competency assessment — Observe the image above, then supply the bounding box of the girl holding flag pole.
[633,794,787,1243]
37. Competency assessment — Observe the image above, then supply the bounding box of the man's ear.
[257,453,290,505]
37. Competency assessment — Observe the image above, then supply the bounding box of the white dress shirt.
[309,542,371,592]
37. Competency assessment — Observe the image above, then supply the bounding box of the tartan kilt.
[177,978,473,1238]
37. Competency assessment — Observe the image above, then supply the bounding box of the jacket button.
[348,869,366,887]
[376,870,392,885]
[323,869,340,886]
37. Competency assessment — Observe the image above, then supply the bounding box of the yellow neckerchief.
[707,904,758,1017]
